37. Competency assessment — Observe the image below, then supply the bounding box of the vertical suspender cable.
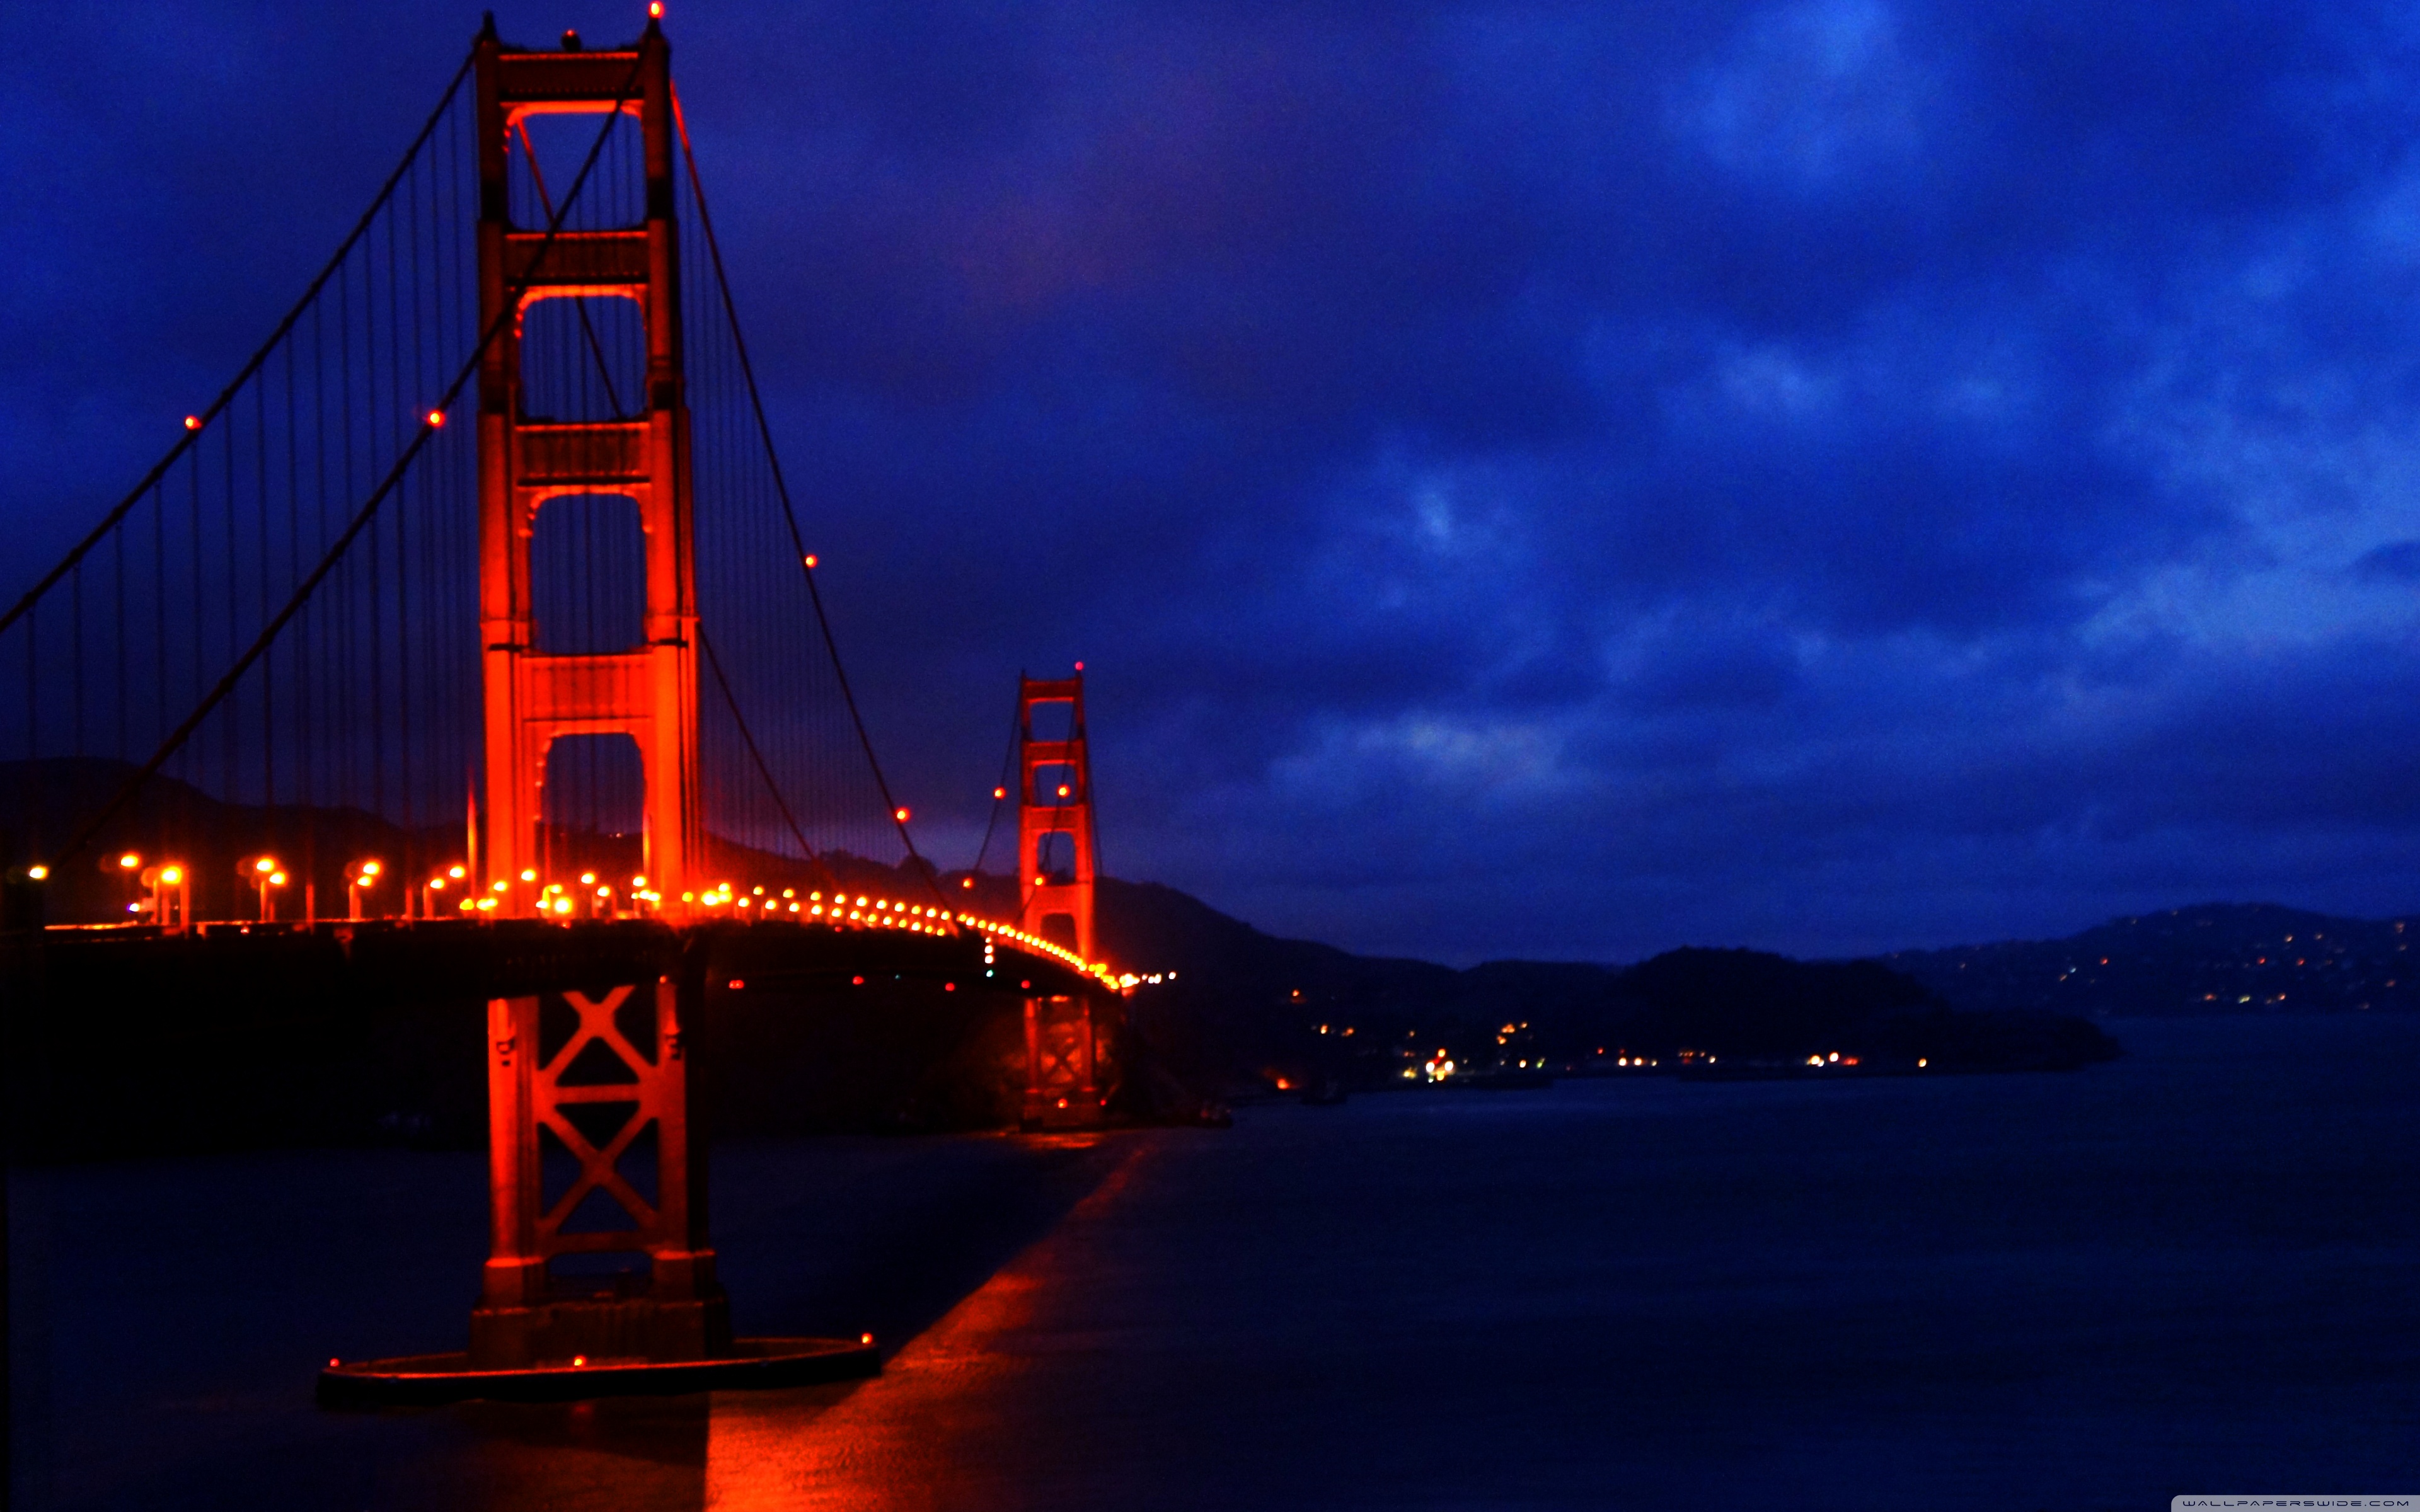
[671,88,949,910]
[0,53,475,644]
[38,49,647,873]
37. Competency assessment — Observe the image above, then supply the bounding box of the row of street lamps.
[101,850,403,925]
[53,855,973,937]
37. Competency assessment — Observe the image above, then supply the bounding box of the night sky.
[11,1,2420,965]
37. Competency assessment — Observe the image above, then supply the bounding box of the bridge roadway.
[3,915,1112,1159]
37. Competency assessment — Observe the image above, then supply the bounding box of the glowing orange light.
[519,868,537,883]
[650,1,663,15]
[158,866,182,885]
[268,871,288,886]
[802,554,817,568]
[425,409,446,428]
[572,1355,587,1368]
[894,807,911,823]
[860,1332,873,1346]
[632,875,647,888]
[994,786,1007,799]
[1056,784,1070,798]
[961,876,975,889]
[118,852,141,870]
[25,865,47,881]
[183,415,202,431]
[254,857,277,874]
[580,872,597,886]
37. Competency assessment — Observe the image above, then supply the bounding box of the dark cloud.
[13,0,2420,961]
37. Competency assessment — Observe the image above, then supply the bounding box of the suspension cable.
[698,625,839,893]
[0,49,476,640]
[669,84,950,911]
[969,688,1022,878]
[39,47,648,872]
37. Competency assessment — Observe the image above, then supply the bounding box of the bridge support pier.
[468,978,728,1368]
[1022,992,1104,1129]
[317,930,875,1406]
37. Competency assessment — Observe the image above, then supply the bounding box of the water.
[9,1014,2417,1509]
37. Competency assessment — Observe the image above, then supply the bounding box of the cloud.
[14,0,2420,962]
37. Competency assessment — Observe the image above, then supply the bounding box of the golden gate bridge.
[0,14,1131,1401]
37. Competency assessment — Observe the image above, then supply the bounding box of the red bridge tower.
[476,16,700,918]
[1017,672,1108,1126]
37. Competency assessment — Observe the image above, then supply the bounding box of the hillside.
[1881,902,2419,1016]
[1069,881,2119,1092]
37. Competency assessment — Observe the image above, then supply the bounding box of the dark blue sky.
[12,0,2420,963]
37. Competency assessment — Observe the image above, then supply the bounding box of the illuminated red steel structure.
[1017,672,1104,1126]
[476,18,700,919]
[473,976,725,1366]
[468,20,720,1370]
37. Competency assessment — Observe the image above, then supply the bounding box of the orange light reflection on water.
[705,1140,1152,1510]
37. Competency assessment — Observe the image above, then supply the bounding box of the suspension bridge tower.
[1017,672,1106,1126]
[476,16,700,916]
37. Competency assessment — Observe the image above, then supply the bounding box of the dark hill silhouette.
[1882,902,2420,1016]
[32,760,2382,1114]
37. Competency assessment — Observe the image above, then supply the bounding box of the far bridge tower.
[1017,671,1106,1126]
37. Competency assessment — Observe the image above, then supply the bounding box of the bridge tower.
[1018,672,1096,961]
[476,17,700,917]
[1017,672,1106,1126]
[463,18,725,1381]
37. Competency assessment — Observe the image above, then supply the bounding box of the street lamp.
[100,849,145,920]
[241,856,287,922]
[139,863,188,931]
[346,858,383,921]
